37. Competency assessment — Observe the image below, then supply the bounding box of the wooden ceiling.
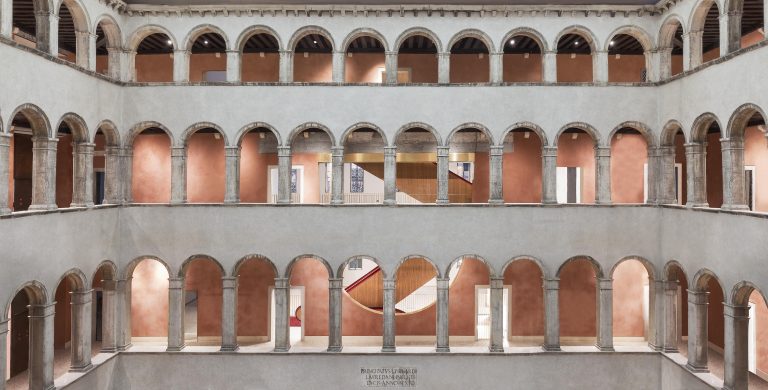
[398,35,437,53]
[137,33,174,54]
[450,37,489,54]
[243,33,280,53]
[503,36,541,54]
[347,36,385,52]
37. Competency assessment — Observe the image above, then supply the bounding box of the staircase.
[357,162,473,203]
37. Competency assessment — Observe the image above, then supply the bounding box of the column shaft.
[662,281,680,352]
[116,278,132,350]
[594,50,608,84]
[686,290,710,372]
[685,143,708,207]
[489,277,504,352]
[686,31,703,70]
[436,146,449,204]
[104,146,122,204]
[0,134,11,213]
[723,304,750,390]
[226,50,241,83]
[170,146,187,204]
[646,147,660,204]
[721,138,748,210]
[596,278,614,351]
[173,50,190,82]
[100,280,118,352]
[29,137,58,211]
[74,30,92,69]
[658,47,673,80]
[277,146,292,204]
[273,278,291,352]
[489,52,503,83]
[595,147,612,205]
[384,51,398,84]
[221,277,238,351]
[382,279,396,352]
[120,148,133,203]
[70,290,93,371]
[36,11,56,55]
[658,146,678,204]
[722,11,742,56]
[71,142,95,207]
[0,321,7,390]
[279,51,293,83]
[0,0,11,38]
[436,278,450,352]
[167,278,185,351]
[332,51,345,82]
[542,146,558,204]
[383,146,397,205]
[328,278,343,352]
[28,303,55,390]
[224,146,241,204]
[648,279,664,350]
[331,146,344,205]
[543,278,561,351]
[489,146,503,204]
[543,51,557,83]
[106,48,124,81]
[438,52,450,84]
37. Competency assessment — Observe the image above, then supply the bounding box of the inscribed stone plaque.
[360,367,417,388]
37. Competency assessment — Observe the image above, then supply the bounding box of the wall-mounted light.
[524,52,530,59]
[215,52,221,58]
[572,133,579,140]
[478,53,484,59]
[259,52,265,58]
[347,52,353,57]
[615,54,621,59]
[214,133,221,140]
[524,131,530,139]
[303,131,310,138]
[570,53,576,59]
[303,52,309,58]
[617,133,623,140]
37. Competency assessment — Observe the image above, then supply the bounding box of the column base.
[662,347,679,353]
[721,203,750,211]
[596,200,613,206]
[595,344,615,352]
[381,346,396,353]
[169,200,187,205]
[223,198,240,205]
[116,343,132,352]
[542,344,561,352]
[647,342,663,351]
[330,200,344,206]
[542,199,558,205]
[28,203,57,211]
[220,345,240,352]
[0,207,11,215]
[69,363,93,373]
[488,199,504,205]
[273,346,291,353]
[656,198,678,205]
[488,345,504,353]
[685,363,709,373]
[435,346,450,353]
[383,198,396,206]
[69,202,94,208]
[436,199,449,205]
[276,200,291,205]
[326,346,343,353]
[686,202,709,208]
[166,344,186,352]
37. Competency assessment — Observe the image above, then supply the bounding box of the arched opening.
[9,110,44,211]
[736,0,765,49]
[692,117,723,208]
[92,128,108,205]
[94,19,119,76]
[659,19,685,78]
[556,32,593,82]
[502,34,543,82]
[446,257,490,350]
[729,106,767,211]
[397,34,438,83]
[501,127,543,203]
[240,32,280,82]
[52,272,87,379]
[344,35,385,83]
[394,127,439,204]
[286,127,332,204]
[730,287,768,388]
[699,1,723,64]
[394,257,438,348]
[182,257,223,346]
[688,272,726,380]
[189,31,227,82]
[55,117,88,208]
[665,263,689,354]
[185,127,225,203]
[449,37,489,83]
[234,256,276,348]
[91,263,116,356]
[556,127,597,204]
[293,33,332,83]
[558,257,600,346]
[131,127,171,203]
[287,257,330,349]
[503,259,545,347]
[55,1,78,63]
[129,258,169,346]
[340,256,384,348]
[135,33,174,82]
[611,259,652,346]
[659,124,688,205]
[341,127,386,204]
[239,127,278,203]
[11,0,47,51]
[5,283,47,389]
[607,34,648,83]
[610,127,649,203]
[447,128,490,203]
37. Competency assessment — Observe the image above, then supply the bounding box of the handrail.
[345,266,381,292]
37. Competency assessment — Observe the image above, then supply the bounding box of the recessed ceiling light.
[166,40,172,45]
[313,40,317,44]
[574,41,579,46]
[203,40,209,45]
[510,39,515,45]
[610,40,615,46]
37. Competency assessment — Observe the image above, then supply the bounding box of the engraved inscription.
[360,367,417,388]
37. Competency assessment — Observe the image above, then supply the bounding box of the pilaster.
[328,278,343,352]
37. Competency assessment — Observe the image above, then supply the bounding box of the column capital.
[274,278,289,289]
[384,146,397,154]
[723,10,743,17]
[224,146,241,157]
[543,50,557,55]
[222,276,237,289]
[542,146,558,157]
[173,49,190,56]
[438,51,450,58]
[170,146,186,157]
[0,319,7,334]
[32,136,59,148]
[329,278,344,289]
[543,278,560,290]
[119,147,134,157]
[436,277,450,289]
[723,303,750,318]
[168,278,184,289]
[385,50,398,56]
[490,277,504,288]
[0,133,11,144]
[70,289,94,304]
[331,146,344,157]
[663,279,679,291]
[719,137,744,150]
[383,279,395,290]
[595,49,609,55]
[436,146,450,157]
[225,49,239,55]
[101,279,118,291]
[594,146,611,157]
[684,142,705,154]
[687,289,710,304]
[74,142,96,153]
[277,146,291,157]
[597,278,613,290]
[647,146,662,158]
[28,303,56,318]
[489,145,504,156]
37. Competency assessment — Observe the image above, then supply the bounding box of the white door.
[557,167,581,204]
[749,302,757,373]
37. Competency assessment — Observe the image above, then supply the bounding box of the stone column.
[29,137,58,211]
[662,280,680,352]
[543,278,561,351]
[721,11,742,56]
[36,11,56,55]
[28,303,55,390]
[686,290,710,372]
[100,280,118,352]
[723,304,750,390]
[0,134,11,214]
[489,52,503,83]
[328,278,343,352]
[658,47,673,80]
[70,290,93,371]
[332,51,345,83]
[0,320,6,390]
[686,30,703,70]
[86,31,97,71]
[384,51,398,84]
[543,51,557,83]
[488,145,504,204]
[436,146,449,204]
[0,0,11,38]
[167,278,185,351]
[721,138,748,210]
[173,50,190,82]
[542,146,558,204]
[226,50,240,83]
[273,278,291,352]
[436,277,450,352]
[103,146,122,204]
[685,143,708,207]
[106,47,124,80]
[116,278,132,350]
[644,50,658,82]
[170,146,187,204]
[594,50,608,84]
[438,52,450,84]
[648,279,664,350]
[595,146,612,205]
[279,50,294,83]
[120,148,133,203]
[71,142,95,208]
[383,146,397,205]
[331,146,344,205]
[489,277,504,352]
[595,278,614,351]
[74,30,92,69]
[646,146,660,204]
[277,146,292,204]
[658,146,678,205]
[127,50,138,82]
[382,279,396,352]
[224,146,241,204]
[220,277,238,351]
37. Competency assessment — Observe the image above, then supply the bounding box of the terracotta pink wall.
[751,291,768,374]
[706,133,724,208]
[557,132,596,203]
[707,278,725,349]
[612,260,648,337]
[131,259,169,337]
[449,54,489,83]
[744,126,768,211]
[289,259,329,336]
[342,293,383,336]
[236,260,275,337]
[504,260,544,337]
[55,134,73,208]
[135,54,173,82]
[239,133,276,202]
[556,54,592,82]
[344,53,385,83]
[132,134,171,203]
[186,133,225,203]
[188,53,226,82]
[54,281,72,348]
[184,259,223,337]
[292,153,323,203]
[607,55,646,82]
[242,53,280,82]
[503,54,542,82]
[502,132,542,203]
[293,53,332,82]
[448,258,490,336]
[398,53,438,83]
[559,259,597,337]
[675,132,688,204]
[610,133,648,203]
[471,152,489,203]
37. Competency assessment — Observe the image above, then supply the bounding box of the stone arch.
[444,254,496,278]
[608,256,656,280]
[555,255,604,278]
[394,27,443,53]
[337,255,388,279]
[285,254,335,279]
[181,122,229,147]
[689,0,722,35]
[235,25,283,52]
[607,121,656,147]
[660,120,685,146]
[663,260,689,283]
[554,25,600,53]
[122,255,173,279]
[498,122,549,147]
[125,121,173,147]
[8,103,52,138]
[57,0,91,34]
[4,281,48,320]
[605,25,654,52]
[447,29,495,54]
[341,28,390,52]
[658,14,686,48]
[234,122,281,147]
[499,27,549,53]
[126,24,178,51]
[232,254,279,278]
[393,255,441,279]
[92,260,118,282]
[446,122,495,146]
[725,103,767,139]
[287,122,336,146]
[51,267,88,301]
[287,25,335,51]
[691,268,727,297]
[730,281,768,306]
[553,122,601,146]
[393,122,442,147]
[690,112,723,143]
[92,14,122,49]
[500,255,549,279]
[94,119,121,146]
[56,112,90,143]
[341,122,388,146]
[177,254,226,278]
[183,24,231,51]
